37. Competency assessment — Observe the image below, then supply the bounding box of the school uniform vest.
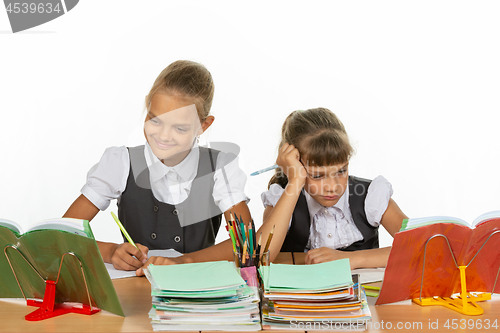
[117,145,222,253]
[280,176,379,252]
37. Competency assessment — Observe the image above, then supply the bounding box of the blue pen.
[250,164,279,176]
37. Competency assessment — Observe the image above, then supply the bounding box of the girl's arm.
[378,198,407,237]
[258,181,303,262]
[63,194,148,270]
[305,198,408,268]
[184,200,253,263]
[256,143,307,262]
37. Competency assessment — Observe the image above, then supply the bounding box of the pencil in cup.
[227,214,271,268]
[232,229,271,268]
[262,225,275,255]
[233,249,270,268]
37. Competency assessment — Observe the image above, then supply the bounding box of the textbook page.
[105,249,183,279]
[472,210,500,227]
[0,218,23,235]
[25,218,90,237]
[402,211,500,231]
[402,216,470,231]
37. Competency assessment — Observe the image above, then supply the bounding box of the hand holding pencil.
[109,212,148,270]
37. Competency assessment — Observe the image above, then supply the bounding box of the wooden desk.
[273,251,294,265]
[1,253,499,332]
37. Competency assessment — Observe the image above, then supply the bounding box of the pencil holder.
[233,250,270,269]
[234,251,270,290]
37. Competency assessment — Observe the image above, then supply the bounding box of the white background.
[1,1,499,248]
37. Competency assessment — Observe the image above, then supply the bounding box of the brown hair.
[145,60,214,121]
[269,107,354,188]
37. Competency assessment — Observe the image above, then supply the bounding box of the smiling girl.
[258,108,408,269]
[64,60,250,274]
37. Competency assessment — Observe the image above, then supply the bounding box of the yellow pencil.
[362,285,381,291]
[263,225,275,255]
[111,212,142,254]
[242,239,248,265]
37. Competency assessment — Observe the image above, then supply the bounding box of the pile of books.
[260,258,371,330]
[144,261,261,331]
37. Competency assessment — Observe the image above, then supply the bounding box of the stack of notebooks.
[144,261,261,331]
[260,258,372,330]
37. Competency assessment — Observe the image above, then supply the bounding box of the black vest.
[280,176,379,252]
[117,145,222,253]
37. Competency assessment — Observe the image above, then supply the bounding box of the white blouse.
[261,176,393,250]
[82,142,249,213]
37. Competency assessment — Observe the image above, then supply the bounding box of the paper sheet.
[105,249,183,279]
[352,267,385,284]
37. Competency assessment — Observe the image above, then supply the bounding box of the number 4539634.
[6,3,62,14]
[444,319,498,330]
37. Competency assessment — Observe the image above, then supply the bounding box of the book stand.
[412,231,500,315]
[4,245,100,321]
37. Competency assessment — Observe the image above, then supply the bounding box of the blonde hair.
[269,107,354,188]
[145,60,215,121]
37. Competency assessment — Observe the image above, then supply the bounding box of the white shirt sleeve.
[261,184,296,230]
[212,152,249,213]
[261,183,285,207]
[364,175,394,227]
[81,146,130,211]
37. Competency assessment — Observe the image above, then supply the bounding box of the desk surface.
[1,252,499,332]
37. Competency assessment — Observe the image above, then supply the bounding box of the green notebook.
[261,258,353,291]
[148,261,246,292]
[0,217,124,316]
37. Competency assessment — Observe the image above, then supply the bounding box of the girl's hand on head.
[110,243,149,271]
[305,247,355,269]
[135,256,186,276]
[276,143,307,188]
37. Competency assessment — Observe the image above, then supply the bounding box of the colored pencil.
[229,214,242,248]
[111,212,142,256]
[237,215,246,244]
[248,223,254,261]
[263,225,275,255]
[242,239,248,265]
[227,225,237,253]
[256,232,262,266]
[250,164,279,176]
[251,219,256,248]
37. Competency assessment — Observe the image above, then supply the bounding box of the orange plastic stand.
[25,280,100,321]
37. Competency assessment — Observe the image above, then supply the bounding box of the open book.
[400,211,500,230]
[377,211,500,305]
[0,217,124,317]
[0,217,93,237]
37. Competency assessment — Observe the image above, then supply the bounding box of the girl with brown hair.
[64,60,251,275]
[259,108,408,268]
